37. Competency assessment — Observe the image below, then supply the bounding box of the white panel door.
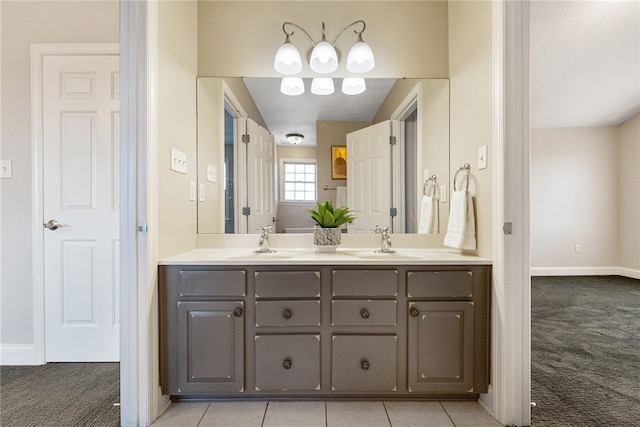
[246,119,276,232]
[43,55,120,361]
[347,120,392,233]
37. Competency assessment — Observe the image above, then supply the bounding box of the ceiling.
[243,77,397,147]
[244,1,640,143]
[530,0,640,128]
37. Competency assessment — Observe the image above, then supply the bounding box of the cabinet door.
[408,301,473,393]
[178,301,244,393]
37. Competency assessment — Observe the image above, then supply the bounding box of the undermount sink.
[342,250,430,261]
[215,249,306,261]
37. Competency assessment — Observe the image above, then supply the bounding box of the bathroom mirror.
[196,77,450,235]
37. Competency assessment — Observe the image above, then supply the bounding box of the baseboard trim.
[0,344,44,365]
[531,266,640,279]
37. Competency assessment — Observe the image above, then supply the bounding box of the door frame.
[30,43,120,366]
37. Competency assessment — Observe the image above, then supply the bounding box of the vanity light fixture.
[341,77,366,95]
[311,77,334,95]
[286,133,304,145]
[280,77,305,96]
[274,20,375,76]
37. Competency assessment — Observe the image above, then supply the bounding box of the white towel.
[417,195,439,234]
[335,186,347,208]
[443,190,476,250]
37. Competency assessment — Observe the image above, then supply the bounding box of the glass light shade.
[341,78,366,95]
[346,41,375,73]
[274,41,303,75]
[286,133,304,145]
[280,77,305,96]
[309,40,339,74]
[311,78,334,95]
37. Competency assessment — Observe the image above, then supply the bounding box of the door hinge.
[242,207,251,216]
[390,207,397,217]
[503,222,513,235]
[138,222,148,235]
[242,134,250,144]
[389,136,397,145]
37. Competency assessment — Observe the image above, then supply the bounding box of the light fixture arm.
[331,20,367,45]
[282,22,316,46]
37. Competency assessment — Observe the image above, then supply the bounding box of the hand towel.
[443,190,476,250]
[417,195,439,234]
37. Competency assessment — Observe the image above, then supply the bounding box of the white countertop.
[158,247,492,266]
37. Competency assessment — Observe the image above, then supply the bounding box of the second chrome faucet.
[374,225,396,253]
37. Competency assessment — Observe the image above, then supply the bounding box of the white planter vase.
[313,226,341,253]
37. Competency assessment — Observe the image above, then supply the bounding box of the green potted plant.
[307,201,355,252]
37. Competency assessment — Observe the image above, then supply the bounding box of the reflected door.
[245,119,276,232]
[347,120,392,233]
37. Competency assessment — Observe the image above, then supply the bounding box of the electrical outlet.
[189,181,196,201]
[440,185,447,202]
[478,145,488,170]
[170,148,187,174]
[1,160,11,179]
[207,165,217,183]
[423,169,430,182]
[575,244,581,253]
[199,183,205,202]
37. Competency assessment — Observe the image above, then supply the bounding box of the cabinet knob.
[360,309,370,319]
[283,358,292,370]
[282,309,292,320]
[360,359,370,371]
[410,307,420,317]
[233,307,243,317]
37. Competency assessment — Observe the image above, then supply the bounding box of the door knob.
[43,219,65,230]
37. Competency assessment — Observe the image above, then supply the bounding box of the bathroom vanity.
[159,249,491,400]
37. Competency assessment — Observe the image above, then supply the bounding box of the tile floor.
[150,400,502,427]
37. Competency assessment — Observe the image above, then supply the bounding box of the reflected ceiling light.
[274,20,374,76]
[341,77,366,95]
[286,133,304,145]
[280,77,305,96]
[311,78,334,95]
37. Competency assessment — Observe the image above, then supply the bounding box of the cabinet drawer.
[332,300,397,326]
[332,270,398,297]
[256,301,321,327]
[179,270,246,297]
[407,271,473,298]
[255,335,320,391]
[255,271,320,298]
[331,335,397,391]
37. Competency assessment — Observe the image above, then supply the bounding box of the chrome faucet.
[374,225,396,253]
[255,225,276,253]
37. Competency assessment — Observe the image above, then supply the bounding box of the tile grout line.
[440,401,458,427]
[382,401,393,427]
[195,402,212,427]
[260,401,269,427]
[325,401,328,427]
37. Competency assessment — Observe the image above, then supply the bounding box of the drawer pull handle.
[360,309,370,319]
[283,359,292,370]
[360,359,370,371]
[410,307,420,317]
[282,309,292,320]
[233,307,243,317]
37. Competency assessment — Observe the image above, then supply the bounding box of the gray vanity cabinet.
[160,264,490,399]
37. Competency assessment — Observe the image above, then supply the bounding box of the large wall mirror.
[197,77,450,235]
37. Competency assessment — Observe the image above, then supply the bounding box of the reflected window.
[281,160,316,202]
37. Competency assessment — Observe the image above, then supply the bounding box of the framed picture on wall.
[331,146,347,179]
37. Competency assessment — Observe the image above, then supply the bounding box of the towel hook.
[422,174,438,197]
[453,163,471,191]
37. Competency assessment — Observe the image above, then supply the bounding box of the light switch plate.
[422,169,430,182]
[440,185,447,202]
[207,165,217,183]
[1,160,11,179]
[189,181,196,201]
[478,144,488,170]
[170,148,187,174]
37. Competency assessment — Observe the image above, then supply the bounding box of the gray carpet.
[531,275,640,426]
[0,362,119,427]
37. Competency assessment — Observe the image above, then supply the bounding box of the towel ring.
[453,163,471,191]
[422,174,438,197]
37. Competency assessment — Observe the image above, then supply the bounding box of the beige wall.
[618,113,640,273]
[448,1,493,257]
[157,0,199,258]
[197,1,449,78]
[0,1,118,348]
[531,127,620,270]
